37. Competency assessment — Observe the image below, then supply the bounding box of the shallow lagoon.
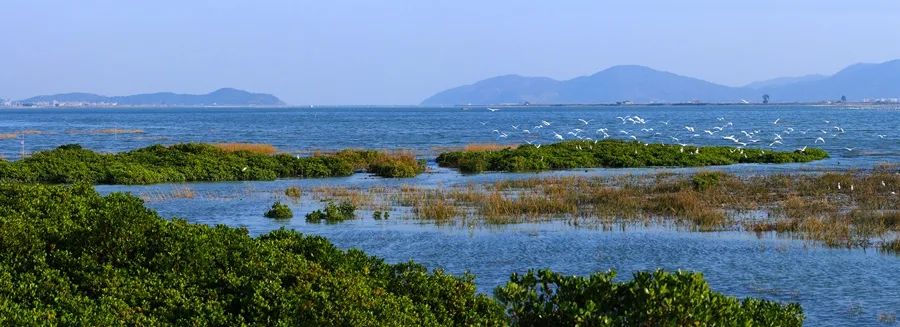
[98,168,900,327]
[9,105,899,325]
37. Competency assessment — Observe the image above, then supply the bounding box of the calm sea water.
[2,105,899,168]
[6,105,900,325]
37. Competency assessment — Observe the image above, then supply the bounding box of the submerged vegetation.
[298,167,900,251]
[436,140,828,173]
[0,183,802,325]
[0,143,426,184]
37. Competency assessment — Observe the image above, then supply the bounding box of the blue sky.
[2,0,899,105]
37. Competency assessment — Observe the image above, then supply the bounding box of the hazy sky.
[3,0,900,105]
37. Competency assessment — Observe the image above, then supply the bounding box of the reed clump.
[310,186,377,208]
[213,143,278,155]
[284,186,303,199]
[882,238,900,254]
[138,185,196,202]
[464,143,518,152]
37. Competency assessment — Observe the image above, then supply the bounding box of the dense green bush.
[305,201,357,223]
[437,140,828,173]
[0,183,504,326]
[495,269,804,326]
[264,201,294,219]
[0,183,804,325]
[692,171,729,191]
[0,143,426,185]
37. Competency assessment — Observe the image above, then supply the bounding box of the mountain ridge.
[422,59,900,105]
[20,88,285,106]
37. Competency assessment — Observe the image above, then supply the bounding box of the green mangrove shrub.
[495,269,804,326]
[373,210,390,220]
[0,143,426,185]
[305,201,357,223]
[437,140,828,173]
[692,171,729,191]
[0,183,804,326]
[0,183,504,326]
[264,201,293,219]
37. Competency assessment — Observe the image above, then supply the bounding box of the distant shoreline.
[0,102,897,109]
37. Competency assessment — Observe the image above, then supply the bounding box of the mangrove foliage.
[0,143,426,184]
[436,140,828,173]
[0,183,805,325]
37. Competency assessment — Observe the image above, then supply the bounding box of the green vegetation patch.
[496,269,804,326]
[305,200,356,223]
[436,140,828,173]
[0,183,804,325]
[264,201,293,219]
[0,183,503,326]
[0,143,426,184]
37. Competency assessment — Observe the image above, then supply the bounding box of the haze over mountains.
[19,88,284,106]
[422,59,900,105]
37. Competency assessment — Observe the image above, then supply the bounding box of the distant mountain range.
[19,88,285,106]
[422,59,900,105]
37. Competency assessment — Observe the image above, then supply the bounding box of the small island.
[0,143,425,184]
[436,140,828,173]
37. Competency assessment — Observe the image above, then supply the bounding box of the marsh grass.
[464,143,518,152]
[67,128,145,135]
[284,186,302,199]
[0,130,49,139]
[139,185,196,201]
[213,143,278,155]
[310,185,381,209]
[306,168,899,250]
[882,239,900,254]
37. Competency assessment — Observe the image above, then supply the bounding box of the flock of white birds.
[478,107,893,155]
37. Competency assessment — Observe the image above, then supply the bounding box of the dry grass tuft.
[15,130,46,135]
[310,186,378,208]
[284,186,302,199]
[139,186,196,201]
[463,143,517,152]
[213,143,278,155]
[67,129,145,135]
